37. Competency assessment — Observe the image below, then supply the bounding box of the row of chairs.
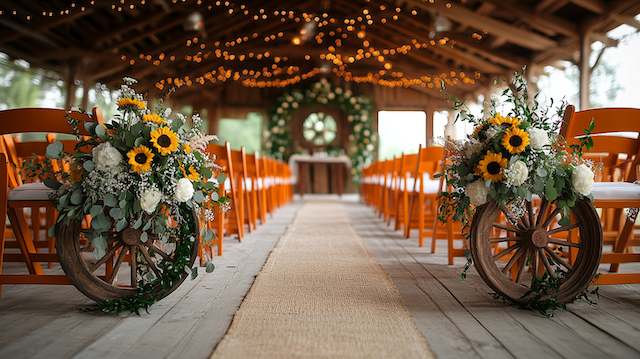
[0,107,294,294]
[361,106,640,285]
[361,146,466,265]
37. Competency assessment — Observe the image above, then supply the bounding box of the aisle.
[212,200,433,358]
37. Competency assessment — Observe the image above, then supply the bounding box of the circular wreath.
[265,78,375,178]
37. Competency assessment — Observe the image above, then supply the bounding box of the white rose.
[92,142,122,172]
[175,178,195,202]
[335,87,343,94]
[529,128,550,150]
[466,180,489,206]
[282,102,289,108]
[278,119,285,126]
[140,189,162,214]
[276,107,283,114]
[366,144,375,151]
[350,97,357,104]
[572,164,594,196]
[291,102,299,108]
[505,160,529,186]
[328,92,335,99]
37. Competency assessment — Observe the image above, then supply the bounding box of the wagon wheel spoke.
[527,201,535,228]
[538,248,557,279]
[548,238,582,248]
[492,223,519,233]
[530,249,539,284]
[489,236,520,243]
[514,247,528,283]
[502,246,525,273]
[547,223,580,235]
[89,242,123,272]
[542,207,562,229]
[493,243,519,260]
[130,246,138,288]
[145,242,172,261]
[106,247,127,284]
[138,245,163,280]
[536,199,549,226]
[544,247,573,271]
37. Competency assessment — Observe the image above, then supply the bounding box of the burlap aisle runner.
[211,201,433,359]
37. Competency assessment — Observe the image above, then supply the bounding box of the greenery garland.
[265,78,375,179]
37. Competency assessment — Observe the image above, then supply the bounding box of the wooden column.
[206,106,220,134]
[80,79,90,110]
[64,63,77,109]
[424,107,434,146]
[578,28,592,110]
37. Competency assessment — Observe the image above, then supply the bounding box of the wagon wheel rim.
[57,209,199,302]
[79,228,179,290]
[470,198,602,304]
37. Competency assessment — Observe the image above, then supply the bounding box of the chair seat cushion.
[592,182,640,201]
[8,182,55,201]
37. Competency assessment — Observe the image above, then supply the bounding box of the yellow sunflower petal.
[143,113,166,125]
[150,127,180,155]
[127,145,154,173]
[477,151,507,182]
[489,114,521,129]
[502,127,530,154]
[117,97,147,110]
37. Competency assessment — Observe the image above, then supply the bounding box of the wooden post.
[207,106,220,134]
[80,79,90,110]
[64,63,77,109]
[425,107,434,146]
[578,28,592,110]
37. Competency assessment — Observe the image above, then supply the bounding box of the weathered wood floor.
[1,196,640,359]
[0,203,299,359]
[347,199,640,359]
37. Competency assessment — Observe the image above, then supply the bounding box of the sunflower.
[142,113,166,125]
[127,146,154,173]
[489,114,521,129]
[502,127,530,154]
[150,127,179,155]
[183,143,192,154]
[477,151,507,182]
[117,97,146,110]
[187,166,201,182]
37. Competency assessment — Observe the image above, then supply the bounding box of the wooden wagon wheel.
[470,198,602,304]
[55,210,199,302]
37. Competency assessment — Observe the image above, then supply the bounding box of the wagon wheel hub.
[529,229,549,248]
[121,228,143,246]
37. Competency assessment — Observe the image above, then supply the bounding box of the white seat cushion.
[592,182,640,201]
[8,182,55,201]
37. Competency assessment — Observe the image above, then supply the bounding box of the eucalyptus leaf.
[92,214,111,232]
[45,141,63,159]
[142,220,152,231]
[83,160,95,172]
[193,191,205,203]
[92,235,107,259]
[109,207,123,220]
[140,231,148,243]
[115,218,128,232]
[104,193,117,207]
[89,204,103,217]
[95,124,107,139]
[190,266,198,279]
[84,121,97,135]
[205,261,215,273]
[70,189,84,205]
[211,192,219,201]
[44,178,62,190]
[133,216,143,229]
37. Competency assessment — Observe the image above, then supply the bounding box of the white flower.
[278,119,285,126]
[335,87,343,94]
[175,178,195,202]
[505,160,529,186]
[363,129,370,136]
[276,107,283,114]
[484,126,499,140]
[529,128,550,150]
[328,92,335,99]
[572,164,594,196]
[350,97,357,104]
[366,144,375,151]
[140,189,162,214]
[291,102,299,108]
[282,102,289,108]
[92,142,122,172]
[463,140,483,158]
[466,180,489,206]
[286,95,293,102]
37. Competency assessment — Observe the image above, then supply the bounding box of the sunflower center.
[509,135,523,147]
[135,153,148,164]
[157,134,172,147]
[487,161,501,175]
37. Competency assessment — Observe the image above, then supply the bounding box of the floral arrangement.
[266,78,375,179]
[440,72,595,225]
[43,78,226,312]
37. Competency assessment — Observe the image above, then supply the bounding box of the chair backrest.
[0,107,103,187]
[418,146,445,177]
[561,106,640,181]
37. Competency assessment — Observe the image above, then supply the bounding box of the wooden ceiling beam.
[406,1,557,50]
[0,8,95,45]
[571,0,607,14]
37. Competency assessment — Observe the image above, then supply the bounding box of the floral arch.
[265,78,376,178]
